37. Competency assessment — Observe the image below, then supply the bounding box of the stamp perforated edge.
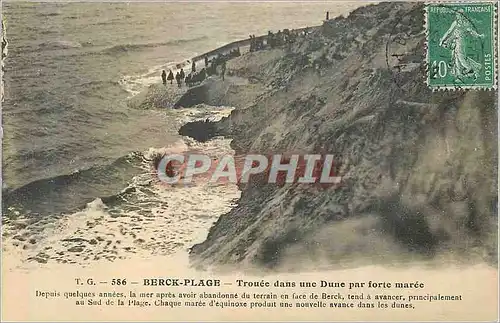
[424,1,498,91]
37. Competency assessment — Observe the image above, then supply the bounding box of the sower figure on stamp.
[439,9,484,81]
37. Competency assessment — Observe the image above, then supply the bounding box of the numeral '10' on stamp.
[425,2,497,90]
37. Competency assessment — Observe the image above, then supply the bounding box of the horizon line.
[1,0,383,3]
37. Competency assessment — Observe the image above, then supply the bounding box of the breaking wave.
[100,36,208,55]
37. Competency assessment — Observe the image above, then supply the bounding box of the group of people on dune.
[250,27,309,52]
[161,49,238,87]
[161,66,188,88]
[160,25,310,87]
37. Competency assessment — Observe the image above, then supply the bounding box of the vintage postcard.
[1,0,498,321]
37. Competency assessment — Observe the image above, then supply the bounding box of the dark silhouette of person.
[167,69,174,84]
[161,70,167,85]
[192,61,196,73]
[200,68,206,81]
[221,60,226,81]
[326,11,329,20]
[204,56,209,68]
[175,71,181,87]
[268,31,275,48]
[179,68,185,80]
[209,61,216,76]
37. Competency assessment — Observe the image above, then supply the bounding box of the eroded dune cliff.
[181,2,497,271]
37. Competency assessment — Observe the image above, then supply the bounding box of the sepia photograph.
[1,0,498,321]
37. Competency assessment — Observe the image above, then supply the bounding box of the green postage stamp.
[425,2,497,90]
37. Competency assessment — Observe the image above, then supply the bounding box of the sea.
[1,1,361,265]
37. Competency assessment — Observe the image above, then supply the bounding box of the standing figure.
[167,69,174,84]
[200,68,206,81]
[326,11,329,20]
[210,61,217,76]
[204,56,209,68]
[192,61,196,73]
[220,60,226,81]
[161,70,167,85]
[175,72,181,87]
[179,68,185,80]
[439,9,484,80]
[249,35,254,52]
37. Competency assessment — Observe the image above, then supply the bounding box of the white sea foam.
[2,105,238,271]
